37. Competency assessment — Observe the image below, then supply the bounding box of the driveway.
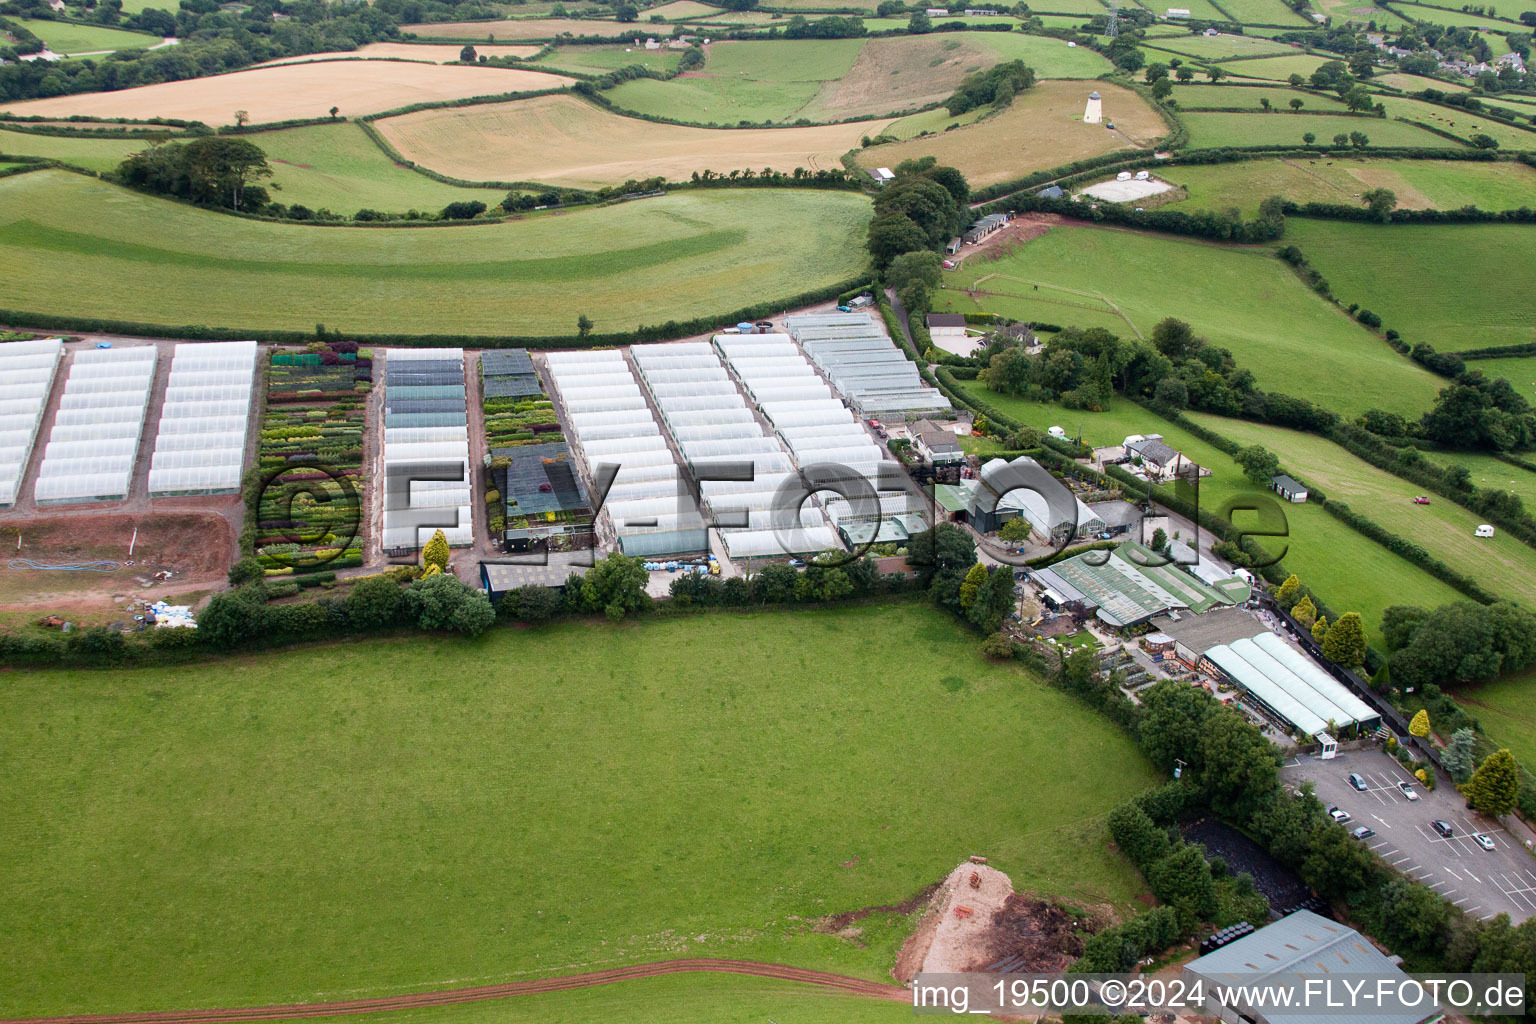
[1283,749,1536,923]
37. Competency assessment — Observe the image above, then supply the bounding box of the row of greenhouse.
[34,345,158,505]
[381,348,473,552]
[147,342,259,497]
[781,313,950,418]
[0,339,64,508]
[543,348,706,559]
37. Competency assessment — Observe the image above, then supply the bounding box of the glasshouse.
[544,349,705,558]
[381,348,472,552]
[147,341,259,497]
[783,313,950,418]
[631,342,839,560]
[33,345,157,505]
[0,338,63,508]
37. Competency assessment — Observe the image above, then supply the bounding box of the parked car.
[1413,496,1431,505]
[836,304,852,312]
[941,260,956,269]
[1398,781,1419,801]
[1476,833,1496,851]
[1351,826,1376,840]
[1328,806,1351,823]
[1432,819,1455,838]
[1348,773,1368,791]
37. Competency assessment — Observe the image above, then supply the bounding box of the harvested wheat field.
[859,80,1165,188]
[0,61,569,125]
[403,18,630,39]
[256,42,542,66]
[375,93,893,188]
[801,34,1008,120]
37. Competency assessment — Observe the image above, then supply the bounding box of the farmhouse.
[912,419,964,465]
[1124,433,1206,481]
[1184,910,1438,1024]
[1030,540,1238,627]
[1270,474,1308,503]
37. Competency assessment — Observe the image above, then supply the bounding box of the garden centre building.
[1201,632,1381,738]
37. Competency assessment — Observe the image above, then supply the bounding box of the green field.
[12,17,161,53]
[1388,1,1520,31]
[1456,355,1536,407]
[1185,414,1536,605]
[1145,33,1301,60]
[1207,0,1314,23]
[532,42,684,74]
[1163,156,1536,216]
[1373,93,1536,150]
[1215,53,1336,80]
[0,601,1157,1015]
[1284,219,1536,352]
[0,171,872,334]
[1453,670,1536,769]
[1180,110,1457,148]
[883,102,989,139]
[934,225,1444,417]
[946,383,1467,639]
[1427,450,1536,508]
[603,33,1111,125]
[0,123,502,216]
[1170,82,1345,109]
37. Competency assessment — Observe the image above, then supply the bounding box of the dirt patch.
[950,213,1058,268]
[271,157,313,170]
[817,883,941,935]
[893,861,1093,982]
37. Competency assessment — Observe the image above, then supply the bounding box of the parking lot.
[1283,749,1536,923]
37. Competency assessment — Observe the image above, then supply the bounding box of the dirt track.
[8,961,908,1024]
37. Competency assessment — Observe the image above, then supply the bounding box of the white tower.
[1084,90,1103,124]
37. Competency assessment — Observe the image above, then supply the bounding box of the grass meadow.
[0,171,872,334]
[1374,93,1536,150]
[374,94,885,187]
[1214,53,1338,81]
[1452,670,1536,770]
[1184,414,1536,605]
[946,383,1466,639]
[859,81,1165,187]
[1426,450,1536,509]
[1179,110,1457,148]
[403,18,636,39]
[1452,356,1536,407]
[11,17,161,52]
[1206,0,1314,22]
[1163,157,1536,216]
[0,601,1156,1015]
[935,225,1444,417]
[1144,33,1301,60]
[531,42,683,74]
[1169,82,1347,109]
[1284,219,1536,353]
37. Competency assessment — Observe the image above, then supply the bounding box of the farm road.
[5,961,907,1024]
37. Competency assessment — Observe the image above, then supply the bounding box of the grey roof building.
[1183,910,1440,1024]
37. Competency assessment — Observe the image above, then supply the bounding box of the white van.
[1476,524,1496,538]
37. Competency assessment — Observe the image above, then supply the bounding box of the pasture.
[1373,93,1536,150]
[1427,450,1536,510]
[0,601,1156,1015]
[1453,671,1536,772]
[858,81,1164,187]
[403,18,636,39]
[1215,53,1335,81]
[1184,414,1536,606]
[1284,219,1536,353]
[531,42,684,74]
[936,224,1444,417]
[374,93,885,187]
[10,17,161,53]
[1180,110,1457,148]
[1208,0,1314,22]
[1169,82,1345,109]
[0,61,571,125]
[1312,0,1415,27]
[1454,356,1536,407]
[1144,32,1302,60]
[1163,156,1536,215]
[604,33,1111,126]
[0,171,872,334]
[256,42,543,64]
[945,382,1466,639]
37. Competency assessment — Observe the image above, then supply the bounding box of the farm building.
[912,419,963,465]
[946,237,962,254]
[1036,184,1065,199]
[545,349,706,559]
[961,212,1010,246]
[34,345,157,505]
[869,167,895,186]
[1083,90,1103,124]
[1270,474,1308,503]
[0,338,63,508]
[1089,499,1144,537]
[147,341,258,497]
[926,313,967,342]
[1166,7,1190,16]
[633,340,839,560]
[1184,910,1438,1024]
[381,348,473,552]
[963,456,1102,542]
[783,313,950,418]
[1030,540,1240,627]
[1201,633,1381,739]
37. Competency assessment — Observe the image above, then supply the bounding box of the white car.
[1398,782,1420,801]
[1328,806,1351,824]
[1475,833,1496,851]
